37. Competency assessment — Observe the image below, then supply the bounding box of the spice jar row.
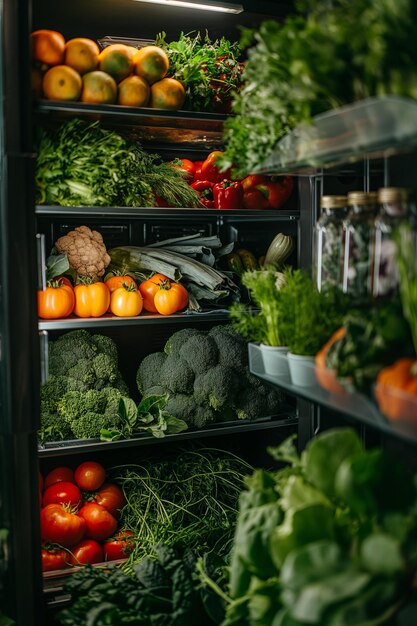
[314,187,416,301]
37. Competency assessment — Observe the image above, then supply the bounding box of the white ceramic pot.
[260,344,290,380]
[287,352,316,387]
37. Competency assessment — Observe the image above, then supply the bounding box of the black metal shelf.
[38,413,298,457]
[35,205,300,221]
[248,344,417,447]
[35,100,227,148]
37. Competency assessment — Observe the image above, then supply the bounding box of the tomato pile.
[168,151,294,211]
[39,461,134,572]
[38,273,188,320]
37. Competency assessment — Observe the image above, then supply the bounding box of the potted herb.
[230,268,290,378]
[279,269,345,386]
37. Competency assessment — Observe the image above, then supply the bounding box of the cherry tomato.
[41,504,86,547]
[37,282,75,319]
[78,502,117,541]
[104,275,137,312]
[43,481,82,508]
[41,546,69,572]
[138,273,169,313]
[67,539,104,566]
[74,282,110,318]
[104,530,135,561]
[154,281,188,315]
[110,283,143,317]
[94,483,126,517]
[74,461,106,491]
[170,158,195,178]
[44,467,74,489]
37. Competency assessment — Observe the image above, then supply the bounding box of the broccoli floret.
[92,353,119,387]
[165,394,196,423]
[67,360,96,388]
[265,389,284,415]
[192,405,217,429]
[160,354,195,394]
[49,330,97,374]
[179,334,218,375]
[209,325,248,370]
[57,389,107,424]
[70,411,107,439]
[136,352,167,393]
[57,388,125,439]
[113,375,130,396]
[91,334,118,363]
[193,365,240,411]
[235,386,268,421]
[164,328,202,355]
[40,403,73,442]
[41,375,69,412]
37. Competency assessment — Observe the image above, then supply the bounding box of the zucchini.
[264,234,294,266]
[225,252,244,275]
[237,248,259,270]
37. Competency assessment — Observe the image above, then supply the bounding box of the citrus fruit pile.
[31,29,186,110]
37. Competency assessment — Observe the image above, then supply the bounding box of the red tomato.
[68,539,104,566]
[41,546,69,572]
[74,461,106,491]
[138,273,169,313]
[94,483,126,517]
[170,158,195,178]
[43,481,82,508]
[78,502,117,541]
[38,282,75,319]
[104,275,137,312]
[44,467,74,489]
[41,504,86,547]
[104,530,135,561]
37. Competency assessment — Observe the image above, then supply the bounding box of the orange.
[135,45,169,85]
[117,75,150,107]
[150,78,185,110]
[98,44,135,83]
[32,29,66,66]
[81,70,117,104]
[43,65,82,101]
[32,66,43,98]
[65,38,100,75]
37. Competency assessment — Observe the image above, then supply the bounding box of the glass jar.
[342,191,378,301]
[372,187,414,299]
[314,195,347,291]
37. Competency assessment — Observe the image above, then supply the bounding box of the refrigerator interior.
[0,0,416,625]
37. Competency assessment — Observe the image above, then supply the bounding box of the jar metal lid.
[347,191,378,206]
[377,187,411,204]
[320,195,347,209]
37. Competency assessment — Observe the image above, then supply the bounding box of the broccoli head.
[164,328,202,355]
[209,325,248,370]
[57,389,107,424]
[66,360,96,389]
[136,352,167,393]
[235,386,268,421]
[179,334,218,375]
[49,330,97,374]
[91,333,118,363]
[39,403,73,442]
[57,388,125,439]
[193,365,240,411]
[165,394,196,424]
[160,354,195,394]
[92,353,119,387]
[192,405,217,429]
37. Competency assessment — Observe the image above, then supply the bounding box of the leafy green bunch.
[156,31,242,112]
[222,0,417,177]
[35,119,200,208]
[215,428,417,626]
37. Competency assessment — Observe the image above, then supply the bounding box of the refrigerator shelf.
[254,96,417,176]
[39,309,233,330]
[35,204,300,221]
[37,412,298,458]
[248,343,417,446]
[35,100,227,147]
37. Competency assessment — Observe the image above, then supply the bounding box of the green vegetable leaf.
[45,253,70,282]
[268,435,300,467]
[279,476,330,513]
[360,533,404,575]
[280,541,342,591]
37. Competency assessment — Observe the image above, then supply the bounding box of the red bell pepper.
[213,179,243,210]
[193,160,205,182]
[243,188,270,210]
[169,158,195,179]
[191,180,215,208]
[201,151,231,183]
[256,176,294,209]
[241,174,268,192]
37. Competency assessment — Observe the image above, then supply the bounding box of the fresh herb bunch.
[222,0,417,177]
[208,428,417,626]
[230,268,287,347]
[111,448,252,573]
[156,31,243,113]
[35,119,201,208]
[278,269,345,356]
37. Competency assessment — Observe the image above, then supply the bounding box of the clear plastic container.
[314,195,347,291]
[372,187,415,298]
[342,191,378,301]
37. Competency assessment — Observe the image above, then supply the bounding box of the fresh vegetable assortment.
[39,460,132,572]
